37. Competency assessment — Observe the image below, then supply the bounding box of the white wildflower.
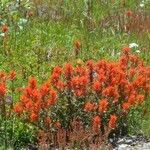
[0,33,5,37]
[117,52,121,56]
[19,26,23,30]
[136,50,141,53]
[129,43,139,48]
[19,18,28,25]
[140,3,144,7]
[111,49,115,57]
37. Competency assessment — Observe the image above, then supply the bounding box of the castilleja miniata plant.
[13,48,150,149]
[0,70,17,149]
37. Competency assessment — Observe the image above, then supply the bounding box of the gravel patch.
[112,135,150,150]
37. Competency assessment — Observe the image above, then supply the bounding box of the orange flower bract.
[84,102,94,112]
[109,115,117,129]
[9,70,16,80]
[98,99,109,113]
[136,94,144,104]
[122,47,131,54]
[74,40,81,49]
[54,122,61,129]
[1,24,9,33]
[122,102,130,111]
[40,82,50,98]
[126,10,133,17]
[92,80,101,93]
[44,117,52,125]
[92,115,101,132]
[64,63,74,79]
[27,11,34,17]
[29,77,37,89]
[0,82,6,96]
[0,71,6,81]
[13,103,23,114]
[30,112,38,122]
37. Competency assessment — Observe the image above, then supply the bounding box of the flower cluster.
[13,48,150,147]
[0,70,16,97]
[14,77,58,128]
[49,47,150,132]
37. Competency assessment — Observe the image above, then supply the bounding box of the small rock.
[113,135,150,150]
[117,144,129,150]
[124,139,133,144]
[142,142,150,149]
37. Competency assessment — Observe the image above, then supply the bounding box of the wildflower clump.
[13,77,59,130]
[14,48,150,149]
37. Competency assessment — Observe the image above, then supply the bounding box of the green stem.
[2,96,7,149]
[11,80,14,148]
